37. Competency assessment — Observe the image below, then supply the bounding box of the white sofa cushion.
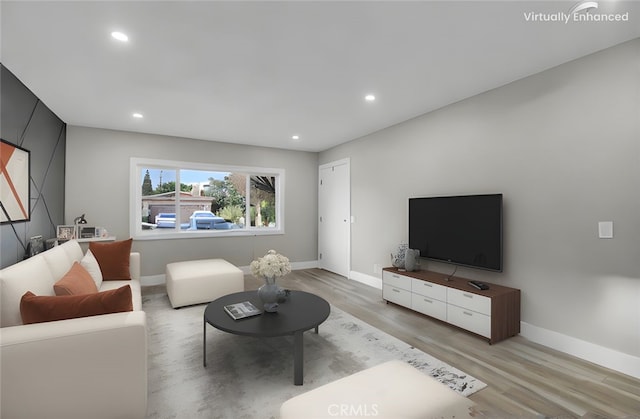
[61,238,84,262]
[0,255,56,327]
[81,250,103,289]
[41,241,79,280]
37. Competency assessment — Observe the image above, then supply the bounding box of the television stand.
[382,268,520,344]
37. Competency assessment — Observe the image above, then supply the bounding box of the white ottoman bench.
[280,360,476,419]
[166,259,244,308]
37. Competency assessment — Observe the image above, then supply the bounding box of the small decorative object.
[277,288,291,303]
[74,214,87,225]
[25,235,44,259]
[404,249,420,272]
[250,249,291,312]
[391,243,408,269]
[56,225,76,242]
[78,226,97,239]
[224,301,262,320]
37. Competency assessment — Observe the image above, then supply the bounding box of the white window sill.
[132,228,284,240]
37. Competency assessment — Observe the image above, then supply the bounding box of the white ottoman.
[165,259,244,308]
[280,360,476,419]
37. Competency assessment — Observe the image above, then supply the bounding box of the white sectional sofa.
[0,240,147,419]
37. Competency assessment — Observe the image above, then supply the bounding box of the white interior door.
[318,159,350,278]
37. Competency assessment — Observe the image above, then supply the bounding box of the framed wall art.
[1,139,31,224]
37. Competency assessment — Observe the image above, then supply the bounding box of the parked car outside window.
[189,211,238,230]
[155,213,176,228]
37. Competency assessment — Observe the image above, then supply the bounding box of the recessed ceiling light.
[132,113,143,119]
[365,94,376,102]
[111,31,129,42]
[292,135,300,140]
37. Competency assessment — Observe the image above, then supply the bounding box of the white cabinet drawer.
[447,288,491,315]
[447,304,491,338]
[411,278,447,300]
[382,271,411,291]
[411,294,447,322]
[383,284,412,307]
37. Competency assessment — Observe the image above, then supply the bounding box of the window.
[130,158,284,239]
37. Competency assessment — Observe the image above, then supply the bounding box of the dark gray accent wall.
[1,64,66,268]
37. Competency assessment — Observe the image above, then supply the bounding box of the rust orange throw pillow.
[89,238,133,280]
[20,285,133,325]
[54,262,99,295]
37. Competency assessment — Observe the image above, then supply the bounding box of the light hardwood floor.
[246,268,640,418]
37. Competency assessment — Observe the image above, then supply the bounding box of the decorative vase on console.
[404,249,420,272]
[250,249,291,313]
[391,243,408,269]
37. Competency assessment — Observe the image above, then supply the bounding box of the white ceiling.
[2,1,639,152]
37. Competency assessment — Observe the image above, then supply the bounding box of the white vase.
[405,249,419,272]
[392,243,408,269]
[257,276,279,312]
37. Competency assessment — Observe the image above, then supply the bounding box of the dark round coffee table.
[203,290,330,385]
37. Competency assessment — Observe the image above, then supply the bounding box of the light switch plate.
[598,221,614,239]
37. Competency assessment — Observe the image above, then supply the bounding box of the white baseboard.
[349,270,382,289]
[291,260,320,270]
[521,322,640,380]
[141,274,165,286]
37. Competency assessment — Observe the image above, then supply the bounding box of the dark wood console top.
[383,267,518,297]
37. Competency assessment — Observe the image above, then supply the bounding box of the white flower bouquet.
[250,249,291,279]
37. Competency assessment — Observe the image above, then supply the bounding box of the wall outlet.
[373,264,382,274]
[598,221,614,239]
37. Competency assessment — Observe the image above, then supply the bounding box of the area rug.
[143,291,486,419]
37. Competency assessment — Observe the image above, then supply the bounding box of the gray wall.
[1,64,66,268]
[65,126,318,277]
[320,39,640,359]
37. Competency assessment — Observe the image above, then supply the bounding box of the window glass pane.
[251,176,276,228]
[178,169,214,230]
[215,173,247,227]
[179,169,246,231]
[141,168,178,229]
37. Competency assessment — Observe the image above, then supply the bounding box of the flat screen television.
[408,194,503,272]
